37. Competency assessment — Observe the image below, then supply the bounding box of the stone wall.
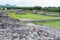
[20,19,60,23]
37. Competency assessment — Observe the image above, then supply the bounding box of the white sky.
[0,0,60,7]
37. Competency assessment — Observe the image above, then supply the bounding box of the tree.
[34,6,41,10]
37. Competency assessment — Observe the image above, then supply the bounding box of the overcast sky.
[0,0,60,7]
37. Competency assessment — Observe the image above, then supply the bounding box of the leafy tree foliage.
[0,6,60,12]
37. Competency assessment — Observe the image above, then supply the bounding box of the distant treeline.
[1,6,60,12]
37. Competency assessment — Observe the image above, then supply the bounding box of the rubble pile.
[0,11,60,40]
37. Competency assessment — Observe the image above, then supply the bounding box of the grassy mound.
[8,12,56,20]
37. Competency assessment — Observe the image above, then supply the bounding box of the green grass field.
[35,21,60,30]
[8,12,56,20]
[8,12,60,30]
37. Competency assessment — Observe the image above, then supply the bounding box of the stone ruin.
[32,10,40,14]
[0,11,60,40]
[0,11,27,40]
[15,9,26,14]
